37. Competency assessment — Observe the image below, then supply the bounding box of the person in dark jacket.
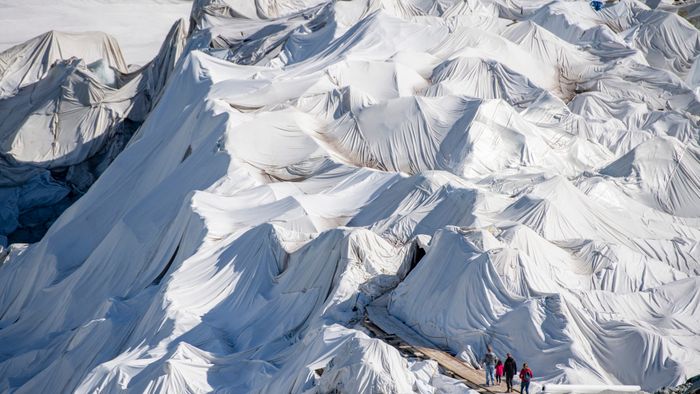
[519,362,533,394]
[503,353,517,392]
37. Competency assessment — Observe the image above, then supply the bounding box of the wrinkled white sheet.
[1,0,699,393]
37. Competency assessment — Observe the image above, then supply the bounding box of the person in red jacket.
[519,363,533,394]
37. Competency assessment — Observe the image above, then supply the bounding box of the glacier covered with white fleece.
[1,0,700,393]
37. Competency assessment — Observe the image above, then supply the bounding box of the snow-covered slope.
[1,0,699,393]
[0,0,193,66]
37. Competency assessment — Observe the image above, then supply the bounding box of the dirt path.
[364,298,519,394]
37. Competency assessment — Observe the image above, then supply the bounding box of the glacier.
[1,0,699,393]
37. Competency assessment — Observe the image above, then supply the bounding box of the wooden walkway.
[364,298,518,394]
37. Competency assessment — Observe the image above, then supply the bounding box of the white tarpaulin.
[1,0,699,393]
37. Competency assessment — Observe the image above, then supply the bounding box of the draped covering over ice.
[1,0,700,393]
[0,20,188,242]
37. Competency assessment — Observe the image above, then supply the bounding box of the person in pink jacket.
[495,359,504,384]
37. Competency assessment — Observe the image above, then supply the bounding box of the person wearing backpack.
[503,353,517,392]
[519,362,533,394]
[481,346,498,386]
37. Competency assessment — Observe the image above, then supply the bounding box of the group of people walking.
[481,346,533,393]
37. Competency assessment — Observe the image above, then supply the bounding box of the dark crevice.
[152,240,181,286]
[409,245,426,273]
[181,145,192,163]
